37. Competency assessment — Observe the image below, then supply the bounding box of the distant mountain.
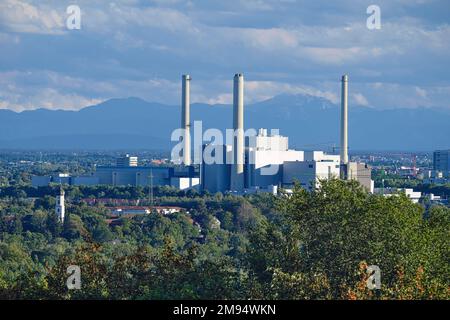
[0,95,449,151]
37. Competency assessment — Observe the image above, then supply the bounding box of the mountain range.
[0,94,449,151]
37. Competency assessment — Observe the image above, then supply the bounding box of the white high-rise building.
[55,188,65,222]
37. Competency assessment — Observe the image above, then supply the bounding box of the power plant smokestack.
[231,73,244,191]
[181,74,191,166]
[340,74,349,165]
[340,74,349,179]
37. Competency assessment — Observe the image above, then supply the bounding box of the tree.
[62,214,88,240]
[247,179,450,299]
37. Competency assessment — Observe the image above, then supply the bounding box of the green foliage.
[0,179,448,300]
[246,179,449,299]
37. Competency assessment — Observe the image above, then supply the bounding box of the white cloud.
[203,93,233,105]
[352,93,370,107]
[85,3,198,35]
[0,87,104,112]
[237,28,299,50]
[0,0,65,34]
[415,86,428,98]
[0,70,104,111]
[0,1,449,111]
[243,81,339,104]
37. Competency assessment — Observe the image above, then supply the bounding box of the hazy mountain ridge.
[0,95,449,151]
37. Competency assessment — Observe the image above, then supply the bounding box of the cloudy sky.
[0,0,449,111]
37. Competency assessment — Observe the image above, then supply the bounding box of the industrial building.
[32,173,99,187]
[32,75,199,191]
[91,74,199,191]
[95,160,199,189]
[32,154,199,190]
[33,72,373,194]
[200,73,373,194]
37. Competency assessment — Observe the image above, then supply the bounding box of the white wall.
[283,161,340,190]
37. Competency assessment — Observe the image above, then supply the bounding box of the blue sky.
[0,0,449,111]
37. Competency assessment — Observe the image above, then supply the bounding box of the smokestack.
[231,73,244,191]
[181,74,191,165]
[340,74,349,166]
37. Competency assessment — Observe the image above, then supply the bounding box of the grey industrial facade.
[32,165,199,189]
[95,165,197,187]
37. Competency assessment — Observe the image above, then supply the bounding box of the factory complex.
[32,73,374,194]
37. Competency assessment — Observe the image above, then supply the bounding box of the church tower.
[55,188,65,223]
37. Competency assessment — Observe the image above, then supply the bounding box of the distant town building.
[108,206,151,216]
[433,150,450,173]
[107,206,183,216]
[423,170,449,184]
[81,198,138,206]
[105,206,186,226]
[375,187,449,207]
[402,188,422,204]
[153,206,184,215]
[117,154,138,167]
[55,188,65,222]
[374,187,422,204]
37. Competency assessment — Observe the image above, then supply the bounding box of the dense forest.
[0,179,449,299]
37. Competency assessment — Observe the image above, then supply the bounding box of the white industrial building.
[282,152,341,190]
[199,73,373,194]
[375,188,422,204]
[247,129,304,189]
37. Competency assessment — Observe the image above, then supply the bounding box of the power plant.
[199,73,373,194]
[32,73,373,194]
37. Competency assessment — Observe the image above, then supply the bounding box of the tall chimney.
[340,74,349,166]
[181,74,191,165]
[231,73,244,191]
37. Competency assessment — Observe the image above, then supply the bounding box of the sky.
[0,0,449,112]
